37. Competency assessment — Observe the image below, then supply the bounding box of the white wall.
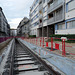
[55,28,75,34]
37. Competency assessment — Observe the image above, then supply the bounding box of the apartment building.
[0,7,10,37]
[29,0,39,37]
[30,0,65,37]
[55,0,75,34]
[17,17,30,37]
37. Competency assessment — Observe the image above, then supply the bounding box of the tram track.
[3,39,61,75]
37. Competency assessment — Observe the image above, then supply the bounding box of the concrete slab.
[16,70,48,75]
[17,54,28,56]
[16,52,26,54]
[17,64,38,71]
[17,57,32,61]
[15,55,30,58]
[15,61,35,65]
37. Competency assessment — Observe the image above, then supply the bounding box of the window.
[58,23,65,30]
[31,13,39,22]
[39,1,42,5]
[43,6,47,13]
[30,0,38,12]
[43,0,45,3]
[48,0,53,8]
[56,7,62,15]
[48,13,53,19]
[33,21,39,26]
[67,20,75,29]
[35,0,38,5]
[68,0,75,11]
[73,20,75,28]
[43,0,46,3]
[43,15,48,22]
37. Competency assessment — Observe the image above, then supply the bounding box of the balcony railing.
[39,14,42,19]
[47,0,64,14]
[47,13,64,25]
[39,23,43,28]
[55,13,63,21]
[47,17,55,25]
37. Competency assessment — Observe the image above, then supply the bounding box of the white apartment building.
[29,0,39,37]
[30,0,75,37]
[55,0,75,34]
[30,0,65,37]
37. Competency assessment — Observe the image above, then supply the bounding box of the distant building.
[10,29,17,37]
[17,17,30,37]
[0,7,10,37]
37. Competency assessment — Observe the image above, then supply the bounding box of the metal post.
[39,49,40,55]
[51,37,53,51]
[40,40,41,47]
[43,37,44,47]
[62,39,66,56]
[36,38,37,45]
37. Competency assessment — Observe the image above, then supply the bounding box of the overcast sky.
[0,0,34,29]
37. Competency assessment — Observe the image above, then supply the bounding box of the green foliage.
[29,35,36,38]
[49,34,75,43]
[50,34,75,39]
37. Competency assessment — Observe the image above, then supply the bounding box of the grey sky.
[0,0,34,29]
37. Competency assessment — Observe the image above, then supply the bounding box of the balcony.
[39,23,43,28]
[39,3,43,10]
[55,13,64,22]
[47,17,55,25]
[47,0,64,14]
[47,12,64,25]
[39,14,42,19]
[39,0,42,3]
[47,0,52,3]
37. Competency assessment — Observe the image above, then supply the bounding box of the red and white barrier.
[21,37,75,57]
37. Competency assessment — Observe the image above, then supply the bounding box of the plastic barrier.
[21,37,75,57]
[0,37,12,43]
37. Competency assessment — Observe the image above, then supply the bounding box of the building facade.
[0,7,10,37]
[10,29,17,37]
[55,0,75,34]
[17,17,30,37]
[30,0,65,37]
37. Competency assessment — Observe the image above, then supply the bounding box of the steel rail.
[9,39,15,75]
[18,39,61,75]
